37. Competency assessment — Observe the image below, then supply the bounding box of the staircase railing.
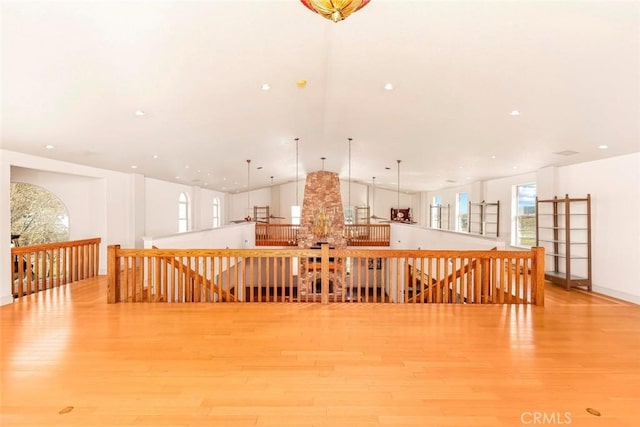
[12,237,101,298]
[108,245,544,305]
[255,223,391,247]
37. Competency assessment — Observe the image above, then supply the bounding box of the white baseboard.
[0,294,14,306]
[592,285,640,305]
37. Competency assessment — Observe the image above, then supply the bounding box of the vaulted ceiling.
[2,0,639,193]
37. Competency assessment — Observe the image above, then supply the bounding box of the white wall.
[226,178,422,225]
[3,149,639,304]
[423,154,640,303]
[11,167,106,242]
[144,178,226,237]
[484,172,537,248]
[554,153,640,302]
[145,178,196,236]
[373,186,417,222]
[144,222,254,249]
[425,183,477,231]
[391,223,505,250]
[1,150,134,305]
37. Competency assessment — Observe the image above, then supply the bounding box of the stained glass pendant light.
[300,0,371,23]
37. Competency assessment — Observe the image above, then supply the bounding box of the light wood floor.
[1,277,639,427]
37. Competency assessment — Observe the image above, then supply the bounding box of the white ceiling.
[2,0,639,193]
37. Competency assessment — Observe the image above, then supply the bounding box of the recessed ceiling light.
[185,165,189,169]
[175,176,180,179]
[510,110,521,116]
[458,165,463,169]
[261,83,271,91]
[135,110,145,116]
[490,155,496,159]
[384,83,393,90]
[152,154,158,159]
[513,166,519,169]
[44,144,55,149]
[598,145,609,149]
[131,165,138,169]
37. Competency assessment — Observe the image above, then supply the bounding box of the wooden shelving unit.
[253,206,270,223]
[468,201,500,237]
[355,206,370,225]
[536,194,592,291]
[429,204,450,230]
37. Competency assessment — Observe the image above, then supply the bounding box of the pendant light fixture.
[300,0,371,23]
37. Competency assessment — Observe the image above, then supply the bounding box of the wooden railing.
[108,245,544,305]
[12,237,101,298]
[255,224,390,247]
[344,224,390,246]
[255,224,299,246]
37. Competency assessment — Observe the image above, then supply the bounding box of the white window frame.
[212,197,220,228]
[430,196,442,228]
[178,192,190,232]
[512,183,537,248]
[456,192,469,232]
[291,205,301,226]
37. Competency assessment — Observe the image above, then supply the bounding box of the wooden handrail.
[160,253,236,302]
[107,246,544,305]
[12,237,101,298]
[255,223,391,247]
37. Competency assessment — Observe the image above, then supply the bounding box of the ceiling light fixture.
[44,144,55,149]
[261,83,271,91]
[598,145,609,149]
[134,110,145,116]
[384,83,393,90]
[300,0,370,23]
[510,110,521,116]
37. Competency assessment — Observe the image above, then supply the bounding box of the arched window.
[212,197,221,228]
[178,192,190,232]
[10,182,70,246]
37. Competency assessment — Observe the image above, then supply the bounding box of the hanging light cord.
[372,176,376,216]
[247,159,251,217]
[295,138,299,206]
[397,160,401,211]
[348,138,352,208]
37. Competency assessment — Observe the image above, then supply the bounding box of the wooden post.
[107,245,120,304]
[532,246,545,306]
[321,244,329,304]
